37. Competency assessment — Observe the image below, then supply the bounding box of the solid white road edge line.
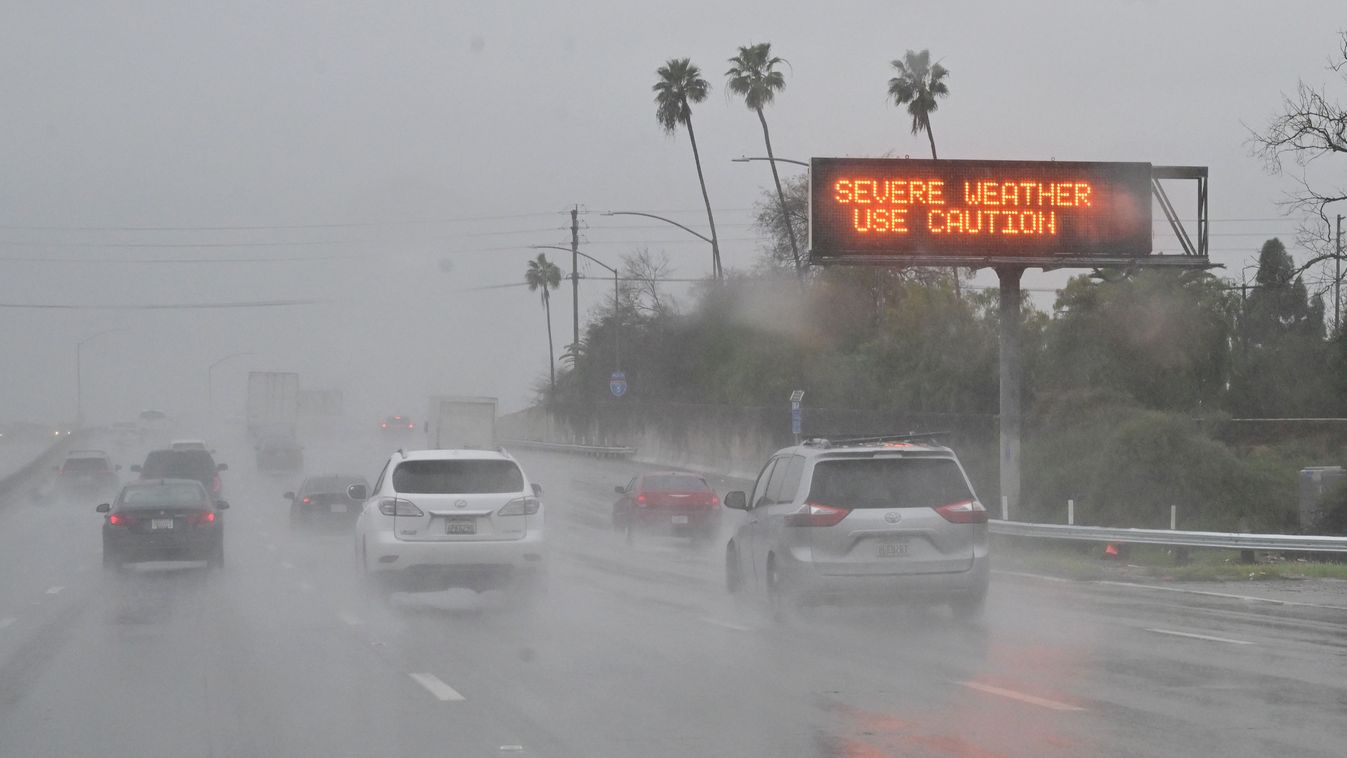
[409,672,466,702]
[701,617,752,632]
[959,681,1085,712]
[995,570,1347,611]
[1144,627,1254,645]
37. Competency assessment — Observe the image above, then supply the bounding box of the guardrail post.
[1067,499,1075,526]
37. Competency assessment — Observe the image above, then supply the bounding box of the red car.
[613,472,720,543]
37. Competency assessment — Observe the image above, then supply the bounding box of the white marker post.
[1170,505,1177,531]
[1067,499,1075,526]
[1001,495,1009,521]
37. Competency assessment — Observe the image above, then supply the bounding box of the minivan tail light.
[935,499,987,524]
[785,503,851,527]
[498,496,541,517]
[377,498,424,517]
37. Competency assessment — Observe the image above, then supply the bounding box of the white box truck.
[246,371,300,437]
[426,396,497,449]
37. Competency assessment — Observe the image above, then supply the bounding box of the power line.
[0,298,324,310]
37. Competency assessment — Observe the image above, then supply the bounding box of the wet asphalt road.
[0,421,1344,757]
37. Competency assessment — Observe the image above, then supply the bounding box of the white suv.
[352,449,547,597]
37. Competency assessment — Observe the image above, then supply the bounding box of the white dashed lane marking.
[338,612,364,626]
[45,586,64,595]
[1145,628,1254,645]
[701,617,751,632]
[959,681,1084,712]
[409,672,466,702]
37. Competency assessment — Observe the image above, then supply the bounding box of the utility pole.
[571,206,580,354]
[1336,214,1343,335]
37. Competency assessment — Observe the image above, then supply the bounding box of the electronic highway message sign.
[810,158,1153,262]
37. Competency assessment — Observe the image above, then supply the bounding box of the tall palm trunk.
[683,115,722,279]
[923,113,960,299]
[757,107,803,278]
[543,291,556,391]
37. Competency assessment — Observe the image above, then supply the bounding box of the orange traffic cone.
[1104,543,1119,559]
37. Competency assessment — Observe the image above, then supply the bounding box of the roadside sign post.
[790,390,804,444]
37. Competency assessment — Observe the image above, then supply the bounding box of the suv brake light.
[377,497,423,517]
[498,496,540,517]
[784,503,851,527]
[935,499,987,524]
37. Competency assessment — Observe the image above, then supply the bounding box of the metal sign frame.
[808,158,1208,270]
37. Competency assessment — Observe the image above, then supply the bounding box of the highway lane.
[0,422,1343,757]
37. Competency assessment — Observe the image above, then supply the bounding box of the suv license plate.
[445,518,476,535]
[151,519,174,530]
[876,540,908,557]
[671,515,689,525]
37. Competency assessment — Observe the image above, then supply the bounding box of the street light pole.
[600,211,718,279]
[731,155,810,167]
[75,328,128,428]
[208,352,255,416]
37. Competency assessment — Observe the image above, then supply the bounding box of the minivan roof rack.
[803,431,951,449]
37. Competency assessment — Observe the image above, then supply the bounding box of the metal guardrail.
[0,434,76,501]
[990,520,1347,554]
[499,439,637,458]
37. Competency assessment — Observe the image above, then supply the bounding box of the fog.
[0,1,1338,423]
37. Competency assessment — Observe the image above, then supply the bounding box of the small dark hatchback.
[99,479,229,569]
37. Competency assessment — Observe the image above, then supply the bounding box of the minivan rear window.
[392,460,524,494]
[807,457,972,510]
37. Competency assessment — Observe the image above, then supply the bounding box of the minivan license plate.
[876,540,908,557]
[445,517,476,535]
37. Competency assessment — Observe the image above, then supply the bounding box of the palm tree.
[524,253,562,391]
[887,49,949,159]
[653,58,722,279]
[727,42,802,277]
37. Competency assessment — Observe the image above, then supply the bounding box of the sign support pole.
[997,266,1024,517]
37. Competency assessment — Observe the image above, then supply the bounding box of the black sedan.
[285,474,368,529]
[99,479,229,569]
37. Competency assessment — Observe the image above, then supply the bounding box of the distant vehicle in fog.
[245,371,299,438]
[53,449,121,498]
[170,439,211,452]
[285,474,368,528]
[723,436,990,620]
[353,448,546,601]
[380,415,415,432]
[99,479,228,570]
[132,449,228,499]
[255,433,303,473]
[613,472,720,544]
[425,396,497,449]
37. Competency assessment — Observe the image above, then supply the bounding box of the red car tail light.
[935,499,987,524]
[185,511,216,525]
[784,503,851,527]
[108,513,138,526]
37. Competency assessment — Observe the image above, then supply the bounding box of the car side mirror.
[217,463,229,471]
[347,483,368,501]
[614,485,626,494]
[283,491,295,500]
[95,503,110,513]
[531,483,543,497]
[215,500,230,510]
[723,491,748,510]
[130,465,142,473]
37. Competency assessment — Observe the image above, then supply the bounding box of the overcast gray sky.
[0,1,1340,424]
